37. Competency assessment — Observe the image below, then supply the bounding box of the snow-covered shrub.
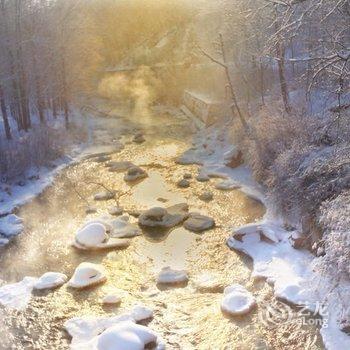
[318,191,350,278]
[0,123,87,180]
[238,108,350,247]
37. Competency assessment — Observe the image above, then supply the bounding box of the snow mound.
[65,316,164,350]
[68,263,106,289]
[34,272,68,290]
[157,267,188,284]
[221,284,256,316]
[0,276,38,310]
[0,214,24,238]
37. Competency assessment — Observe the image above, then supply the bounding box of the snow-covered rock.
[76,223,108,247]
[220,284,256,316]
[132,133,145,144]
[198,191,213,201]
[73,222,131,250]
[215,179,239,191]
[94,191,116,201]
[102,295,122,305]
[0,214,24,238]
[183,213,215,232]
[0,276,38,310]
[96,322,156,350]
[138,204,189,229]
[110,216,141,238]
[196,174,210,182]
[34,272,68,290]
[86,206,98,214]
[106,161,134,172]
[108,206,124,216]
[157,267,188,284]
[65,316,165,350]
[93,155,112,163]
[68,263,106,289]
[124,166,147,182]
[176,179,190,188]
[131,305,153,322]
[231,221,284,243]
[193,272,224,293]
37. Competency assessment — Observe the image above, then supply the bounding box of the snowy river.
[0,105,322,349]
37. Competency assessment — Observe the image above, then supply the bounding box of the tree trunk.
[274,6,291,113]
[0,84,12,140]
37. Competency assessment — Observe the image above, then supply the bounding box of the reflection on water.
[138,227,198,272]
[131,171,184,208]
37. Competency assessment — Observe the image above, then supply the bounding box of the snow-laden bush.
[319,191,350,278]
[238,108,350,249]
[0,123,87,180]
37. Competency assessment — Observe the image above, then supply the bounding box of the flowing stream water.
[0,105,322,349]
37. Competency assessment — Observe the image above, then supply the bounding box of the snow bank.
[180,118,350,349]
[0,277,38,310]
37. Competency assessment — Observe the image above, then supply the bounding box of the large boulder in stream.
[183,213,215,232]
[138,203,189,229]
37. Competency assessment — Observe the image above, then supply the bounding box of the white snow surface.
[34,272,68,290]
[0,277,38,310]
[181,118,350,349]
